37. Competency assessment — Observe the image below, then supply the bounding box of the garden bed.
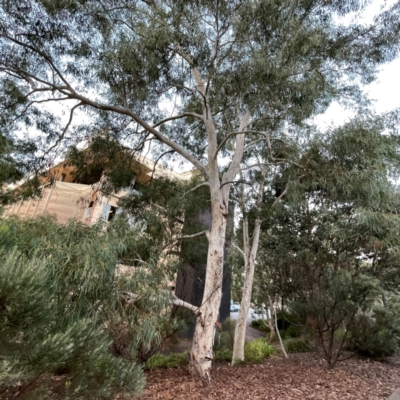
[138,353,400,400]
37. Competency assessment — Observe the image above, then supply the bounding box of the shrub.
[214,349,233,362]
[214,318,236,351]
[276,309,303,331]
[250,319,271,334]
[347,307,400,358]
[0,249,145,398]
[244,338,275,363]
[289,269,380,367]
[0,216,176,398]
[146,352,189,369]
[285,340,310,354]
[286,324,302,338]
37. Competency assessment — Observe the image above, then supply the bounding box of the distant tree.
[0,132,24,205]
[1,0,400,378]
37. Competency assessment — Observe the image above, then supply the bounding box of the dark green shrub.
[286,324,302,338]
[146,352,189,369]
[214,349,233,362]
[0,216,176,398]
[347,308,400,358]
[285,340,310,353]
[276,310,303,331]
[277,329,290,340]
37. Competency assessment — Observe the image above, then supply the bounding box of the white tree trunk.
[188,68,249,380]
[232,217,261,364]
[189,205,227,381]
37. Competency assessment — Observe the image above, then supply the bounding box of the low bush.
[214,318,236,351]
[146,352,189,369]
[285,340,310,354]
[0,216,178,398]
[244,338,275,363]
[286,324,302,338]
[347,308,400,358]
[214,349,233,362]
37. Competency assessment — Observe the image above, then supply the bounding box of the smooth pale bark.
[187,69,250,380]
[232,217,262,363]
[189,208,227,380]
[274,304,288,359]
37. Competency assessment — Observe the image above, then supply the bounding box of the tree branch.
[170,294,199,314]
[3,54,209,176]
[232,243,245,259]
[215,130,266,156]
[152,112,204,129]
[182,182,210,197]
[67,91,209,176]
[171,230,210,243]
[221,111,251,200]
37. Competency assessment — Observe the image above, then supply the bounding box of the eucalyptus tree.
[1,0,400,379]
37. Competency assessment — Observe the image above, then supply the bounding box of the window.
[108,206,117,222]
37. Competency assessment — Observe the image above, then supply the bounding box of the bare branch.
[149,149,175,180]
[171,230,210,243]
[232,243,245,259]
[271,186,288,208]
[66,91,209,176]
[215,130,264,157]
[3,58,209,176]
[152,112,204,129]
[170,294,199,314]
[121,290,198,314]
[221,111,251,200]
[182,182,210,197]
[42,101,83,156]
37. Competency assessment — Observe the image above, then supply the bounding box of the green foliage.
[213,318,236,352]
[285,325,303,339]
[145,352,189,369]
[0,132,24,205]
[0,216,179,398]
[276,310,304,332]
[0,247,144,398]
[238,112,400,369]
[347,304,400,358]
[250,319,270,334]
[214,349,233,363]
[290,269,380,366]
[243,339,275,363]
[285,340,310,354]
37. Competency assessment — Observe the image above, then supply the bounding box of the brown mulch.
[138,354,400,400]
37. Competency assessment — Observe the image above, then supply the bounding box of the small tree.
[253,114,400,366]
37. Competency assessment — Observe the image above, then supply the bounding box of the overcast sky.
[312,0,400,130]
[312,56,400,130]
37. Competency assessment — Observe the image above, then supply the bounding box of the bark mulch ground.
[138,353,400,400]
